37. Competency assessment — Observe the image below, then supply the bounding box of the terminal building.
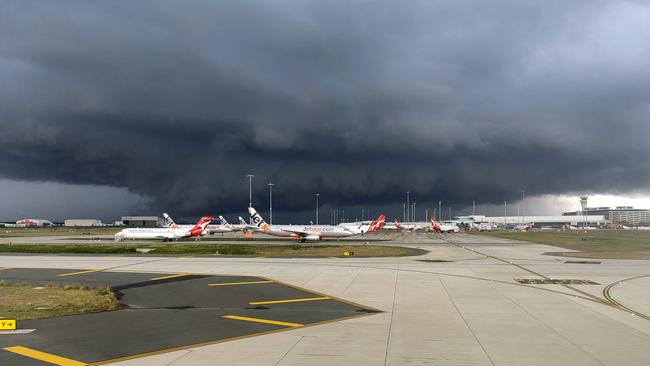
[468,215,608,227]
[563,206,650,226]
[120,216,162,228]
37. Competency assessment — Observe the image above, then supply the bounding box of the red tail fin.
[394,219,403,229]
[368,214,386,232]
[430,215,442,233]
[189,216,214,236]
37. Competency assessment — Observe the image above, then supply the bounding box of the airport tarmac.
[1,232,649,365]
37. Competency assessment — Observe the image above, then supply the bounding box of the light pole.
[521,190,525,224]
[504,201,508,226]
[406,192,411,222]
[314,193,320,225]
[267,182,274,225]
[413,202,416,223]
[246,174,254,223]
[403,203,406,222]
[438,201,442,222]
[425,209,428,221]
[472,200,476,216]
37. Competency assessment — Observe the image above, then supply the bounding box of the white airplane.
[430,216,460,233]
[163,213,234,234]
[387,219,431,231]
[562,223,598,231]
[247,207,385,242]
[514,222,534,232]
[114,216,214,242]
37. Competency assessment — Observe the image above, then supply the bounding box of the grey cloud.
[1,1,649,220]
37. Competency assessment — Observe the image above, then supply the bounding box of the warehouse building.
[563,206,650,226]
[64,219,104,227]
[121,216,162,227]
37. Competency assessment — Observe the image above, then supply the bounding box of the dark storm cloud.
[1,0,650,219]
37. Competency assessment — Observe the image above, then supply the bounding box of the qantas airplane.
[389,219,431,231]
[247,207,385,241]
[163,213,234,234]
[114,216,214,242]
[430,216,460,233]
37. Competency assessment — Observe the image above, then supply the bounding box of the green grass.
[0,244,256,255]
[0,243,415,257]
[0,282,119,320]
[0,226,121,237]
[474,230,650,259]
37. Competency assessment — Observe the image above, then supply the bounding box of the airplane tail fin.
[394,219,403,229]
[368,214,386,232]
[238,216,247,225]
[189,216,214,236]
[430,215,442,233]
[248,207,267,228]
[219,215,229,226]
[163,213,180,229]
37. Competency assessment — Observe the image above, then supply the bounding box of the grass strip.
[0,282,119,320]
[0,243,416,257]
[473,231,650,259]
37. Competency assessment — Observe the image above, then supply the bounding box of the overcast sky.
[1,1,650,222]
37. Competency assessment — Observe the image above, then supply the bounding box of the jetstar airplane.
[163,213,234,234]
[114,216,214,242]
[430,216,460,233]
[247,207,384,242]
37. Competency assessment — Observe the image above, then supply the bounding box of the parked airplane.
[514,222,534,232]
[114,216,214,242]
[390,219,431,231]
[247,207,384,241]
[430,216,460,233]
[562,224,598,231]
[163,213,234,234]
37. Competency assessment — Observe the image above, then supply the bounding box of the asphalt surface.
[0,268,376,365]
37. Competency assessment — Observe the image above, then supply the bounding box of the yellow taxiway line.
[249,296,331,305]
[222,315,303,327]
[0,267,11,271]
[57,269,102,277]
[208,280,274,287]
[149,273,191,281]
[3,346,87,366]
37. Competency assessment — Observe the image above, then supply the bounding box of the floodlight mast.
[314,193,320,225]
[246,174,254,224]
[267,182,274,225]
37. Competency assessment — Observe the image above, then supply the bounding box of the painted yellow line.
[0,267,11,271]
[222,315,303,327]
[57,269,102,277]
[149,273,191,281]
[208,280,274,287]
[249,296,331,305]
[3,346,87,366]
